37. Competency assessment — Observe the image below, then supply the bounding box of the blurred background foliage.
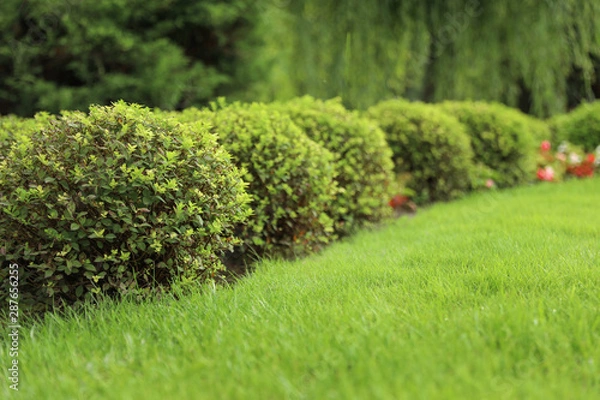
[0,0,266,115]
[1,0,599,117]
[262,0,600,117]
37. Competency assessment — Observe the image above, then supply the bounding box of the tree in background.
[2,1,598,118]
[0,0,267,116]
[261,0,600,117]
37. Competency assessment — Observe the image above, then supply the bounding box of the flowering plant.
[388,193,417,217]
[536,140,600,181]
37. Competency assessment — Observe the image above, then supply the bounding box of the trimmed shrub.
[271,96,394,234]
[438,101,537,188]
[547,113,571,145]
[550,101,600,152]
[0,101,251,313]
[176,101,338,261]
[367,100,475,204]
[0,115,44,161]
[522,114,552,144]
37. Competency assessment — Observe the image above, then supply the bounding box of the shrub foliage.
[272,96,394,234]
[438,101,536,188]
[0,101,251,312]
[0,115,37,162]
[176,101,338,261]
[550,101,600,152]
[367,100,475,203]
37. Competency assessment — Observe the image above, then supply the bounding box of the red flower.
[536,168,546,180]
[537,166,555,181]
[389,194,409,209]
[389,194,417,215]
[586,154,595,164]
[567,164,594,178]
[540,140,551,152]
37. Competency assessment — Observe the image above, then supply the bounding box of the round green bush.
[521,113,552,144]
[550,101,600,152]
[176,101,338,261]
[0,114,49,162]
[438,101,537,188]
[547,113,571,145]
[0,101,251,312]
[367,100,475,204]
[271,96,394,234]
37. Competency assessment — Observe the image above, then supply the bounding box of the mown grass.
[2,178,600,399]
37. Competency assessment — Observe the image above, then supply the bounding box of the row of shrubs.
[368,99,599,204]
[1,97,598,313]
[0,97,396,312]
[367,99,550,203]
[548,101,600,152]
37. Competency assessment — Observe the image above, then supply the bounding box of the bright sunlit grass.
[2,178,599,399]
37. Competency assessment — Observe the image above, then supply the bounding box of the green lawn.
[3,178,600,399]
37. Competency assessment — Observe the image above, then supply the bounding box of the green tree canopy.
[262,0,600,117]
[0,0,267,116]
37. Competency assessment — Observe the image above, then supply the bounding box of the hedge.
[438,101,537,188]
[174,101,338,262]
[549,101,600,152]
[272,96,394,233]
[367,99,475,203]
[0,101,251,312]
